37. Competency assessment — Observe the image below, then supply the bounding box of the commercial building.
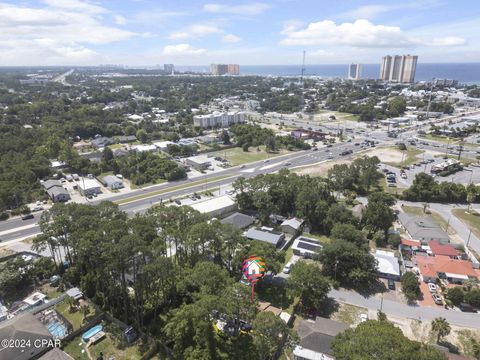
[185,155,212,171]
[348,63,362,80]
[193,111,246,128]
[42,180,71,203]
[77,178,102,197]
[374,250,401,280]
[210,64,240,75]
[164,64,174,74]
[380,55,418,83]
[189,195,237,217]
[102,175,124,190]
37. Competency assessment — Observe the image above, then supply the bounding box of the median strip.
[115,175,234,205]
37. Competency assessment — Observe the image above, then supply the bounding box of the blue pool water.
[82,324,102,342]
[47,321,67,338]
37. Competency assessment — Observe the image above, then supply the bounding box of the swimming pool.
[47,321,68,338]
[82,324,102,342]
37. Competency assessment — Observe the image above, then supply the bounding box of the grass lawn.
[208,145,291,166]
[383,147,424,168]
[284,247,293,266]
[424,134,460,144]
[403,206,456,236]
[332,303,367,325]
[108,143,123,150]
[130,178,167,189]
[63,334,144,360]
[115,175,233,204]
[55,300,95,330]
[452,209,480,239]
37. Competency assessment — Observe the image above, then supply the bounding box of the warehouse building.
[189,195,237,218]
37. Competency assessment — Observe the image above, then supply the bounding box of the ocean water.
[177,63,480,84]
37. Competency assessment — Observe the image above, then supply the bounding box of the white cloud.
[0,1,136,65]
[169,25,222,40]
[280,19,415,48]
[43,0,105,14]
[222,34,241,43]
[162,44,207,56]
[431,36,467,46]
[114,15,127,25]
[340,1,439,20]
[203,2,270,16]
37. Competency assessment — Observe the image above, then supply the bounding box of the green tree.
[388,96,407,116]
[332,320,447,360]
[287,262,331,314]
[363,192,395,235]
[465,288,480,308]
[446,286,464,306]
[431,317,451,344]
[401,272,421,304]
[136,129,148,143]
[252,312,295,360]
[330,223,366,247]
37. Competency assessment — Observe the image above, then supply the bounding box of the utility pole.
[466,229,472,248]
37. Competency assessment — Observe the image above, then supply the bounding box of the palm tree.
[431,317,451,344]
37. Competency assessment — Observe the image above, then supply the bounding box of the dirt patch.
[331,303,367,326]
[293,159,351,177]
[363,147,407,164]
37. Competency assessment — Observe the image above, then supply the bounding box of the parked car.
[21,213,34,220]
[432,294,443,305]
[360,314,368,322]
[387,279,396,290]
[459,303,477,312]
[283,262,293,274]
[428,283,437,293]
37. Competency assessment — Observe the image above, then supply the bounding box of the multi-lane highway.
[0,140,365,243]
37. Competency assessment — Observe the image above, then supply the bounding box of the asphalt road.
[0,141,362,243]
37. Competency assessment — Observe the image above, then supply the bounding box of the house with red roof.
[414,255,480,284]
[427,240,460,259]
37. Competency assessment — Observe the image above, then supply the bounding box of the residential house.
[280,217,304,236]
[292,236,323,258]
[102,175,124,190]
[220,212,255,229]
[374,250,401,280]
[66,287,84,301]
[398,213,450,243]
[414,255,480,284]
[115,135,137,143]
[38,348,75,360]
[77,178,102,196]
[0,313,52,360]
[293,317,349,360]
[91,136,114,149]
[427,240,460,259]
[245,228,285,247]
[42,180,70,203]
[352,204,366,220]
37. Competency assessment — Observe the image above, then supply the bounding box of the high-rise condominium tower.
[380,55,418,83]
[348,64,362,80]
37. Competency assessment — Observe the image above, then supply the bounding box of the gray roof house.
[38,348,75,360]
[293,317,349,360]
[398,213,450,243]
[42,180,70,203]
[91,136,114,148]
[245,228,285,247]
[0,312,52,360]
[220,212,255,229]
[66,287,83,301]
[115,135,137,143]
[102,175,124,190]
[280,217,304,235]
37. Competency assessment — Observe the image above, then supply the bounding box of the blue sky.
[1,0,479,66]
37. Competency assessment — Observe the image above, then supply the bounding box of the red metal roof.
[428,240,459,257]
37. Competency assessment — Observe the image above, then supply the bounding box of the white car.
[428,283,437,293]
[360,314,368,322]
[283,262,293,274]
